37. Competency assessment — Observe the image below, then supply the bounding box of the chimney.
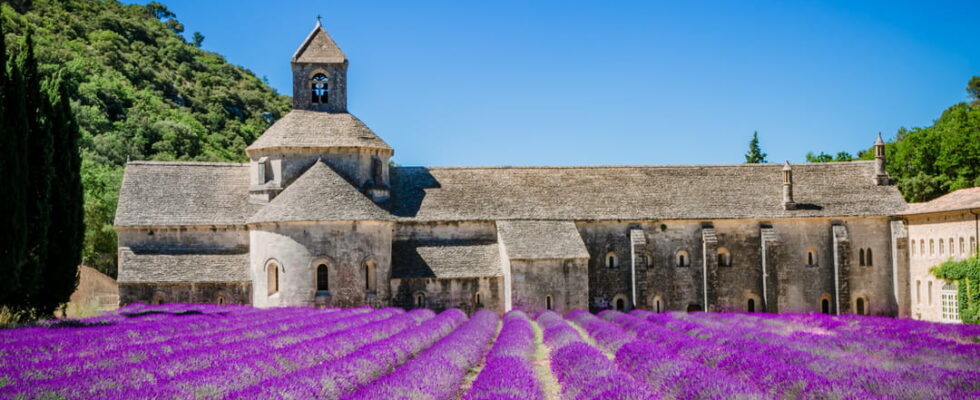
[874,132,889,185]
[782,161,796,210]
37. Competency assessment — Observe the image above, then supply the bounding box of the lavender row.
[463,310,543,400]
[536,311,658,400]
[231,308,468,399]
[3,307,398,399]
[650,311,980,397]
[343,309,500,400]
[133,309,434,400]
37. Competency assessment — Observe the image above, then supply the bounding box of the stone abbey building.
[115,22,915,316]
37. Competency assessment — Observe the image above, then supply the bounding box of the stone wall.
[576,217,897,316]
[390,277,503,314]
[907,211,979,321]
[291,63,347,112]
[509,259,588,314]
[119,282,250,305]
[117,226,248,251]
[249,220,393,308]
[249,146,392,198]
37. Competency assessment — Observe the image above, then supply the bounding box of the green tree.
[192,32,204,48]
[19,31,55,317]
[931,257,980,324]
[744,131,767,163]
[805,151,853,163]
[39,74,84,316]
[0,16,30,309]
[1,0,291,277]
[968,76,980,105]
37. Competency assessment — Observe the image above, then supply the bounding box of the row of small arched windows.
[911,237,976,258]
[266,260,378,297]
[604,248,734,268]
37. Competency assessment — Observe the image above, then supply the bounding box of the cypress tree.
[0,19,30,310]
[39,74,84,315]
[18,31,54,317]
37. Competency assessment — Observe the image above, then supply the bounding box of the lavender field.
[1,304,979,400]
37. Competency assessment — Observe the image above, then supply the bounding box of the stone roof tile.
[392,240,501,279]
[497,220,590,260]
[248,161,392,223]
[292,22,346,64]
[390,161,908,221]
[902,187,980,215]
[115,162,255,227]
[245,110,390,153]
[117,247,249,283]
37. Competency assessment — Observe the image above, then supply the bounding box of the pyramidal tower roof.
[248,161,391,224]
[292,20,346,64]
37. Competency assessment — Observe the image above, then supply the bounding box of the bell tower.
[291,19,347,112]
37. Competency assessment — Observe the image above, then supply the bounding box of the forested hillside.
[806,77,980,203]
[1,0,291,277]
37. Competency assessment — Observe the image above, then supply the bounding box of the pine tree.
[19,31,55,317]
[38,74,84,315]
[0,19,30,310]
[744,131,768,163]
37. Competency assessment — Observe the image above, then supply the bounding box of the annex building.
[115,22,918,316]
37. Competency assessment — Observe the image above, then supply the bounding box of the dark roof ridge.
[395,160,875,171]
[127,161,246,167]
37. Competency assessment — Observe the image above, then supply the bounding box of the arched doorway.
[747,298,756,313]
[821,298,830,314]
[686,304,701,313]
[616,298,626,312]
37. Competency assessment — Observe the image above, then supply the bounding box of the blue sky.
[133,0,979,167]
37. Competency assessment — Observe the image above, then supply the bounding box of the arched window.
[605,252,618,269]
[941,282,959,322]
[855,297,867,315]
[616,298,626,312]
[267,262,279,296]
[819,293,833,314]
[960,237,965,255]
[972,237,977,255]
[948,238,954,256]
[916,280,921,304]
[546,295,553,311]
[920,240,925,256]
[859,249,865,266]
[475,292,483,308]
[316,264,329,292]
[364,260,377,293]
[939,239,944,255]
[865,248,872,266]
[928,281,933,305]
[747,298,756,313]
[930,239,935,255]
[311,73,330,104]
[651,296,664,313]
[717,248,732,267]
[805,247,818,266]
[153,295,165,305]
[675,250,690,267]
[216,296,225,305]
[415,292,426,308]
[911,240,916,257]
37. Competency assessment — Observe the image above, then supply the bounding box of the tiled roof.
[390,161,908,221]
[902,187,980,215]
[497,220,590,260]
[248,161,392,224]
[117,247,249,283]
[392,240,501,279]
[292,21,346,64]
[245,110,391,152]
[115,162,255,227]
